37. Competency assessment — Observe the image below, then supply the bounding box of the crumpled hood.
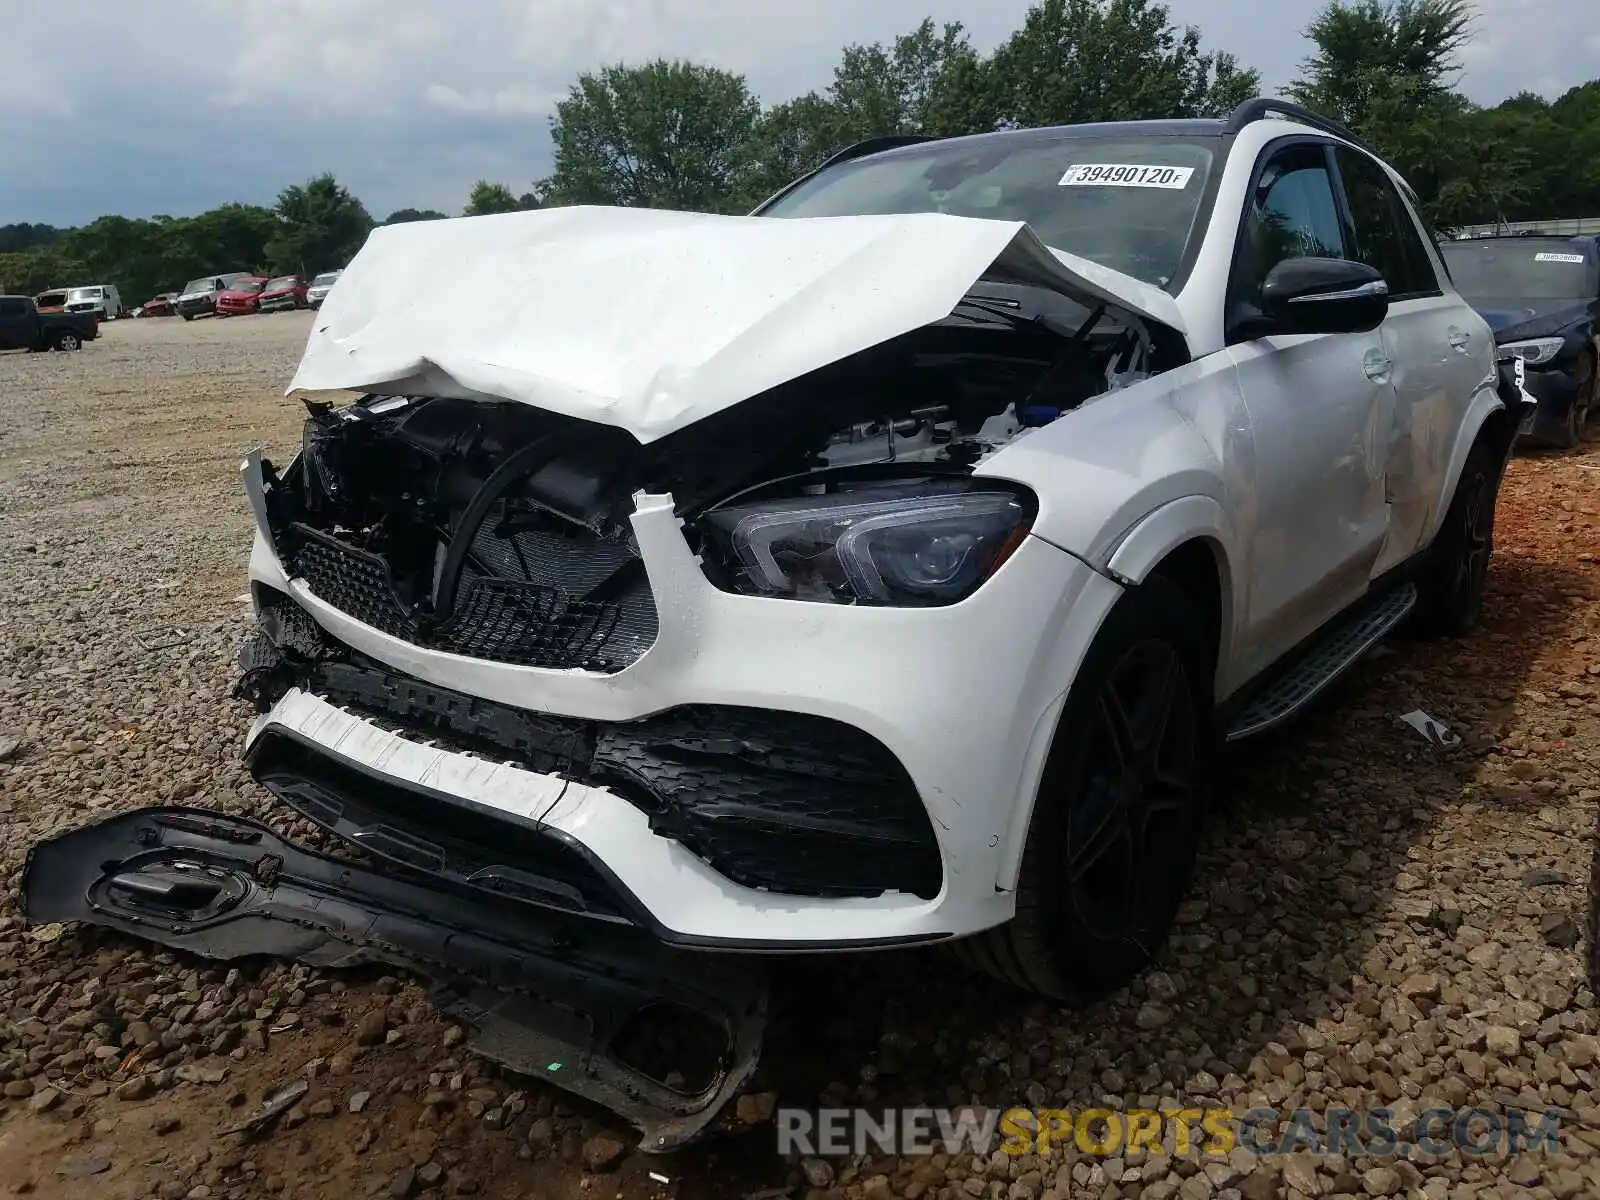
[287,205,1185,445]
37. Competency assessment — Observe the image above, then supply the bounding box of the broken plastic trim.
[22,806,767,1152]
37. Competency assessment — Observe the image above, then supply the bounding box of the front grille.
[287,524,651,671]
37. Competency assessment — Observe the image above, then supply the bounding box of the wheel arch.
[1103,494,1236,689]
[1423,380,1515,551]
[992,507,1234,896]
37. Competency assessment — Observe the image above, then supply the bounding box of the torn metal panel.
[289,206,1186,444]
[22,806,767,1152]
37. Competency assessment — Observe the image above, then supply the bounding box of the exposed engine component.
[256,286,1174,667]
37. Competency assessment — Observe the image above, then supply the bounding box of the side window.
[1242,145,1347,291]
[1335,148,1440,299]
[0,298,26,318]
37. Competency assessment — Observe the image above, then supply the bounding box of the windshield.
[760,134,1219,287]
[265,276,299,289]
[312,272,340,286]
[183,279,215,294]
[230,279,265,293]
[1439,239,1596,314]
[67,287,102,300]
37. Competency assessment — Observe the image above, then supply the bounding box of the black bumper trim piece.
[22,806,766,1152]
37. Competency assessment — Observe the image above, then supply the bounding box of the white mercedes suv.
[27,100,1527,1149]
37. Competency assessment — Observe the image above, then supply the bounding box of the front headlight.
[700,482,1034,606]
[1500,337,1565,367]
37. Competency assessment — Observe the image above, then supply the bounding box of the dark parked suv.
[1439,234,1600,447]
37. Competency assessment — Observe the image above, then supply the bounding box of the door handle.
[1363,349,1393,381]
[1447,328,1471,351]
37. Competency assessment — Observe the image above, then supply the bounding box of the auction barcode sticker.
[1534,252,1585,263]
[1059,164,1195,189]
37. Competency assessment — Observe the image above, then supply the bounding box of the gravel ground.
[1,314,1599,1200]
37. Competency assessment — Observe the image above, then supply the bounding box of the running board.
[1224,584,1416,742]
[21,807,766,1153]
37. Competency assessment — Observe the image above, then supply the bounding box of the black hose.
[428,427,598,623]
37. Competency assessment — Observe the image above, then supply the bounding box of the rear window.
[0,297,29,317]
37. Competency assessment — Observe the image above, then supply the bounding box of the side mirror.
[1261,258,1389,334]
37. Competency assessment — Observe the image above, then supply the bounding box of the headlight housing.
[699,480,1034,606]
[1499,337,1566,367]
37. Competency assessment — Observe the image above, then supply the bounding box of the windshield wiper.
[951,295,1035,329]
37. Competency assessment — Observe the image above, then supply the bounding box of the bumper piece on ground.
[22,806,768,1152]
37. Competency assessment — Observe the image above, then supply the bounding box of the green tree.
[540,60,763,211]
[1539,82,1600,219]
[265,174,374,275]
[1289,0,1471,128]
[384,208,449,224]
[464,181,523,215]
[0,223,64,255]
[988,0,1261,128]
[1287,1,1507,227]
[735,93,850,209]
[828,19,996,140]
[0,247,89,296]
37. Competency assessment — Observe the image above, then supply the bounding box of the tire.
[1411,436,1502,639]
[953,575,1216,1001]
[182,313,193,322]
[52,330,82,352]
[1565,352,1596,448]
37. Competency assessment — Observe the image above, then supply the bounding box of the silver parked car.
[306,270,343,309]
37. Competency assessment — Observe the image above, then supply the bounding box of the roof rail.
[1224,98,1374,152]
[815,134,940,171]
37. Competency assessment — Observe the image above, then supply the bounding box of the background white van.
[65,284,125,320]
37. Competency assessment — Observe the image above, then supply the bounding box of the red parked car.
[258,275,308,312]
[215,277,266,317]
[138,293,177,317]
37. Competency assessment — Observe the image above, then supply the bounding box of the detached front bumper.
[22,806,765,1151]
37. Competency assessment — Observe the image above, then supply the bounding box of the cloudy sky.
[1,0,1589,227]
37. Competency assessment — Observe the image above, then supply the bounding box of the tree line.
[3,0,1596,306]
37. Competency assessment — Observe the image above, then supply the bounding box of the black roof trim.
[816,134,940,170]
[1224,98,1374,153]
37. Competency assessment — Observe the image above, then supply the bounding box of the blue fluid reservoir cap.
[1017,405,1062,427]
